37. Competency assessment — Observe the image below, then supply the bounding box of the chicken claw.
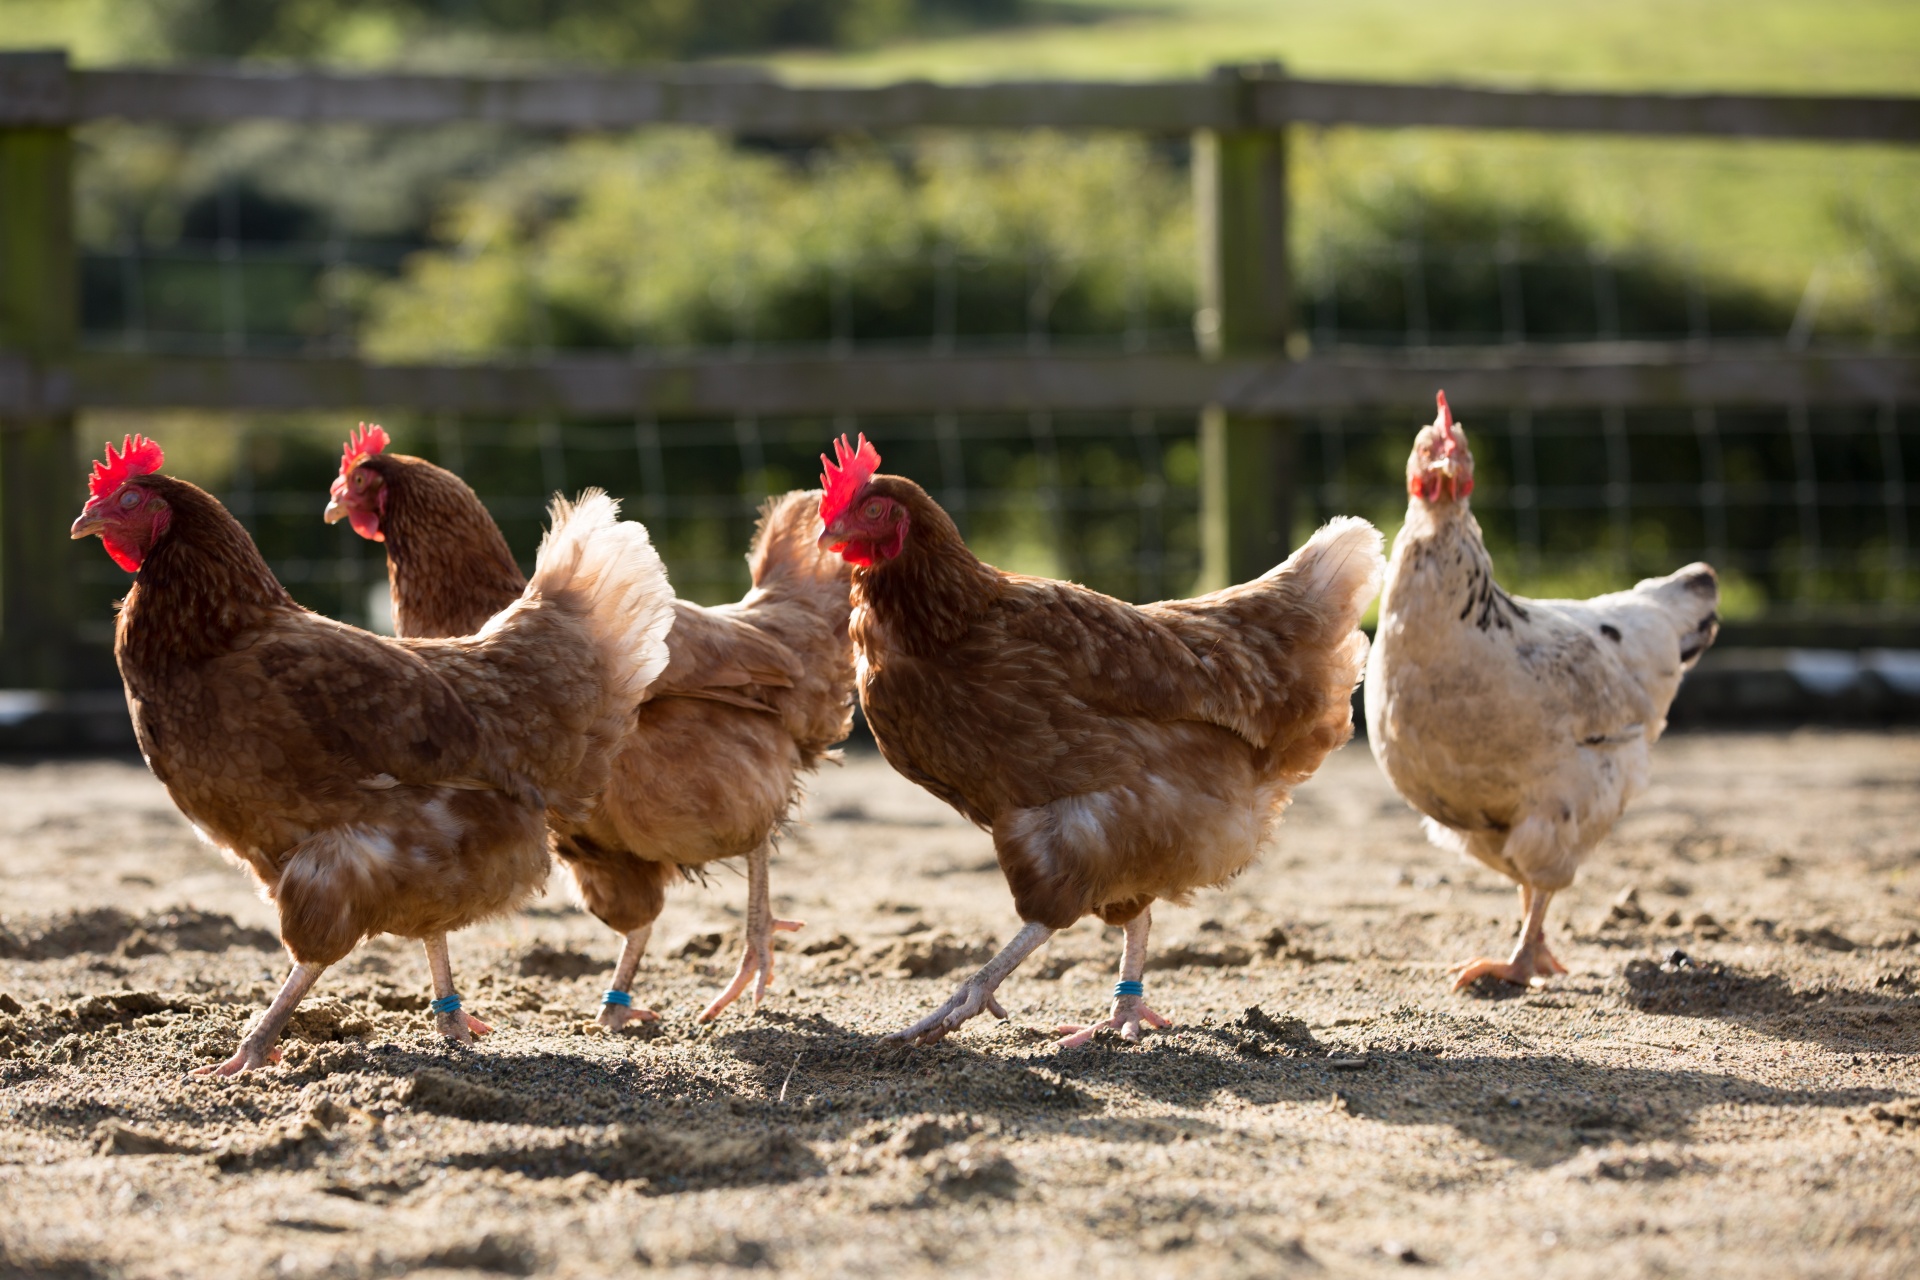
[890,921,1053,1045]
[893,978,1011,1046]
[1449,886,1567,991]
[597,925,662,1030]
[599,1003,660,1033]
[1057,996,1171,1048]
[436,1009,494,1042]
[192,961,323,1078]
[1448,944,1568,991]
[700,918,803,1023]
[699,841,801,1023]
[423,936,490,1044]
[1057,910,1168,1047]
[193,1043,283,1078]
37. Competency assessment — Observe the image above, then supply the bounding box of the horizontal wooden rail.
[2,52,1916,140]
[1261,79,1920,141]
[4,346,1914,418]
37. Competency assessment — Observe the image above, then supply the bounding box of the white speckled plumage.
[1366,397,1719,986]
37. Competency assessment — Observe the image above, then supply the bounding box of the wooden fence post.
[1195,62,1292,591]
[0,51,79,689]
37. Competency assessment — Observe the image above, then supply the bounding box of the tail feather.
[1268,514,1388,639]
[747,489,848,592]
[1150,516,1385,761]
[525,490,675,713]
[1630,561,1720,667]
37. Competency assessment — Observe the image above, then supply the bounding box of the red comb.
[819,433,881,527]
[339,423,390,478]
[88,435,165,500]
[1436,390,1453,431]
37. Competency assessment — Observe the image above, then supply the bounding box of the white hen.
[1365,393,1720,989]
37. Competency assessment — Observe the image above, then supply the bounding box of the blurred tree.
[142,0,1028,63]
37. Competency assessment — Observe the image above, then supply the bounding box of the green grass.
[762,0,1920,340]
[15,0,1918,333]
[767,0,1920,93]
[9,0,1918,91]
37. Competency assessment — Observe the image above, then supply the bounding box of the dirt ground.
[0,731,1915,1279]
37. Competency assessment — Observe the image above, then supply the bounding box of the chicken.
[1365,393,1720,990]
[814,435,1384,1045]
[72,435,673,1074]
[325,425,855,1027]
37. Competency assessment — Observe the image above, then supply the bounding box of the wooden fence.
[2,50,1919,689]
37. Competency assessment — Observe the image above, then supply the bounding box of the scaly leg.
[597,925,661,1031]
[423,934,492,1041]
[1450,885,1564,990]
[892,921,1055,1046]
[194,962,325,1077]
[699,841,803,1023]
[1057,908,1172,1047]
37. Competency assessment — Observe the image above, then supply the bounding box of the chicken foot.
[194,961,325,1077]
[1449,885,1568,990]
[1057,908,1171,1047]
[892,921,1055,1045]
[424,934,493,1041]
[698,841,803,1023]
[597,925,661,1032]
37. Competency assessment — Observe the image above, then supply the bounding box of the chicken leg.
[1057,908,1172,1047]
[893,921,1055,1045]
[1450,885,1569,990]
[194,961,325,1077]
[424,934,493,1041]
[598,925,661,1031]
[699,841,803,1022]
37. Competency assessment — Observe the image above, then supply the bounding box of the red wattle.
[349,509,384,542]
[101,532,142,573]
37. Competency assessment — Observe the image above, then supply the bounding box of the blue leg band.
[602,989,633,1008]
[1114,980,1145,998]
[429,993,463,1015]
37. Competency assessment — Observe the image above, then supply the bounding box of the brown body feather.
[360,455,855,939]
[847,476,1383,930]
[117,477,659,967]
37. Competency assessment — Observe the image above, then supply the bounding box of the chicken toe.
[1057,995,1171,1048]
[699,842,802,1023]
[891,921,1053,1045]
[1057,910,1169,1047]
[1450,887,1562,990]
[423,936,487,1043]
[598,925,662,1030]
[193,962,323,1078]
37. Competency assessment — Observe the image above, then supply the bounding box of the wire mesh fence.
[55,115,1920,635]
[71,409,1204,637]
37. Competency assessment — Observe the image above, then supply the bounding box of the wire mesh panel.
[71,410,1204,639]
[1297,401,1919,620]
[58,116,1920,633]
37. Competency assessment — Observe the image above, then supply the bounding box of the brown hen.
[72,435,673,1075]
[326,427,856,1025]
[814,435,1384,1045]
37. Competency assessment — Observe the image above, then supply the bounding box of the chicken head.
[815,433,909,566]
[1407,390,1475,505]
[70,434,173,572]
[324,422,392,542]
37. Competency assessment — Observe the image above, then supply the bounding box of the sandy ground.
[0,731,1916,1279]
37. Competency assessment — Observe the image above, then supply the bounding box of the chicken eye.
[863,501,883,519]
[118,488,142,509]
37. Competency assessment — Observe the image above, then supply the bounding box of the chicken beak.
[817,519,847,552]
[323,497,348,525]
[70,508,106,540]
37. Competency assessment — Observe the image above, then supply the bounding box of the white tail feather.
[1274,514,1387,625]
[527,489,674,713]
